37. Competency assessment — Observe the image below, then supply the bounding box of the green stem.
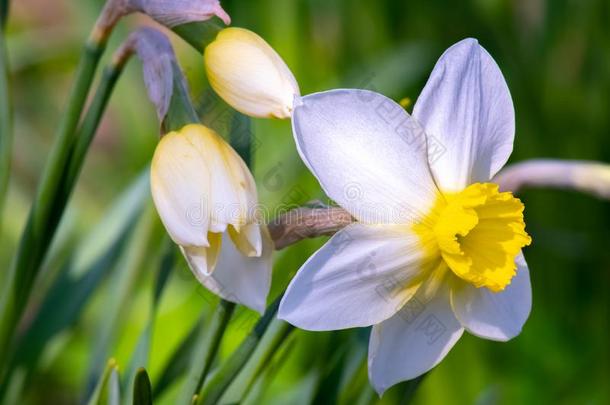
[162,60,199,131]
[195,297,284,405]
[63,57,127,194]
[172,21,222,54]
[0,27,11,231]
[179,300,236,404]
[0,21,112,378]
[238,319,294,401]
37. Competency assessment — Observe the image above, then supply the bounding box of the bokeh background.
[2,0,610,403]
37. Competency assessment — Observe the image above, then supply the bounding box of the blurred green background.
[2,0,610,403]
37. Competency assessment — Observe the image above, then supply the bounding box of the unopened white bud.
[204,27,300,119]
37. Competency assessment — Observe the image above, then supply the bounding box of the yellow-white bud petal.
[150,123,260,274]
[204,27,300,119]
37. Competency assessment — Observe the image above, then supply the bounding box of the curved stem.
[493,159,610,199]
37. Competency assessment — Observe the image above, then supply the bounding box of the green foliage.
[132,368,153,405]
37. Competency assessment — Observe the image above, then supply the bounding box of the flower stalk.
[234,318,294,401]
[494,159,610,199]
[179,300,236,404]
[195,297,289,405]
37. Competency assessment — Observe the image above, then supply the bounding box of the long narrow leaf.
[122,239,176,403]
[84,204,163,397]
[1,173,149,400]
[153,315,204,398]
[178,299,235,404]
[132,368,153,405]
[87,359,119,405]
[0,27,12,230]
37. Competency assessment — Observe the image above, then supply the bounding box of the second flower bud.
[204,27,300,119]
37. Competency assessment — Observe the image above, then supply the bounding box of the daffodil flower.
[278,39,532,394]
[151,124,272,313]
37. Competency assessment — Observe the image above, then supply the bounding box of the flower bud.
[204,27,300,119]
[150,124,273,313]
[151,124,262,276]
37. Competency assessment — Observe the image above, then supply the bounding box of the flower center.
[414,183,531,292]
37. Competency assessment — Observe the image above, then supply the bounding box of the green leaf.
[153,315,204,398]
[196,297,289,405]
[85,204,164,396]
[132,368,153,405]
[178,299,235,404]
[0,27,12,231]
[222,318,294,403]
[0,36,107,368]
[122,239,176,404]
[4,173,149,395]
[241,336,296,405]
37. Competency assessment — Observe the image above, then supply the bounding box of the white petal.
[450,252,531,341]
[194,228,273,314]
[368,283,464,395]
[292,89,439,224]
[229,223,262,257]
[179,125,258,233]
[412,38,515,192]
[278,223,435,331]
[151,125,259,245]
[151,131,212,247]
[181,232,222,277]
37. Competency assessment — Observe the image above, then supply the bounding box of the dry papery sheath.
[99,0,230,32]
[118,27,188,121]
[127,0,230,27]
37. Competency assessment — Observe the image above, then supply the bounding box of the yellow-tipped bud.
[204,27,300,119]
